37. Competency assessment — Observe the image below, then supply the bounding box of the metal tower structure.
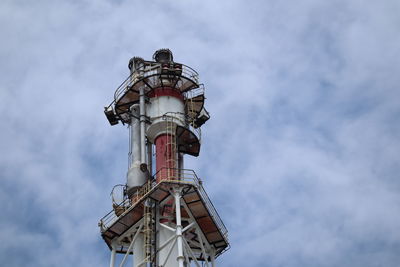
[99,49,229,267]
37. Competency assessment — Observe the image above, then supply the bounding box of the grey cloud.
[1,0,400,266]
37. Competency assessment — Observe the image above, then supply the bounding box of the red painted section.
[155,134,176,183]
[148,87,184,101]
[151,86,182,221]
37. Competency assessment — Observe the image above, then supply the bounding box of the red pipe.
[155,134,176,183]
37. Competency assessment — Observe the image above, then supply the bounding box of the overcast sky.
[1,0,400,266]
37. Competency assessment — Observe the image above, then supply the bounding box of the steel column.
[110,246,116,267]
[130,104,141,166]
[174,190,185,267]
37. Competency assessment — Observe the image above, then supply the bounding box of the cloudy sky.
[1,0,400,266]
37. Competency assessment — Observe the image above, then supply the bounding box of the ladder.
[185,91,196,124]
[143,202,153,263]
[165,115,177,180]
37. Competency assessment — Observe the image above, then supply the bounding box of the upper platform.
[105,59,203,124]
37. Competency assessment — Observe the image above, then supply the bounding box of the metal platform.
[184,86,205,121]
[99,169,229,259]
[109,63,201,122]
[176,125,201,157]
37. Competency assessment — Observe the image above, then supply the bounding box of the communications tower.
[99,49,229,267]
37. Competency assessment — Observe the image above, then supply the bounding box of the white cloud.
[1,0,399,266]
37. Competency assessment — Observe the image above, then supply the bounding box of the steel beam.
[119,224,144,267]
[110,245,116,267]
[174,190,185,267]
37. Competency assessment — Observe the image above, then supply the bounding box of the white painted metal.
[196,228,209,267]
[133,233,144,267]
[183,239,201,267]
[158,234,176,252]
[119,229,140,267]
[116,221,143,244]
[130,104,141,165]
[110,246,116,267]
[210,250,216,267]
[127,104,146,190]
[158,223,178,266]
[182,222,195,233]
[181,200,213,251]
[161,238,178,266]
[183,248,191,267]
[119,239,135,267]
[158,187,215,267]
[147,142,152,174]
[174,190,185,267]
[107,186,217,267]
[160,223,175,233]
[146,96,185,142]
[139,87,146,165]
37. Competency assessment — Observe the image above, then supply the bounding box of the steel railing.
[99,168,228,243]
[161,113,202,145]
[183,83,205,100]
[112,63,199,105]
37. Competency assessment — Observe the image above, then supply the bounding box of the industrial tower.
[99,49,229,267]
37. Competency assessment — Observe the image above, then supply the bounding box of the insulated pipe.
[139,87,146,165]
[147,142,152,174]
[130,105,141,165]
[127,105,146,191]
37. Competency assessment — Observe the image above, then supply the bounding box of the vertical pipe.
[128,122,132,168]
[174,190,184,267]
[130,105,141,167]
[127,104,146,192]
[155,203,159,266]
[139,87,146,165]
[147,142,152,175]
[178,153,184,180]
[110,246,116,267]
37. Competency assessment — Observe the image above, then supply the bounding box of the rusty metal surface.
[100,179,229,256]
